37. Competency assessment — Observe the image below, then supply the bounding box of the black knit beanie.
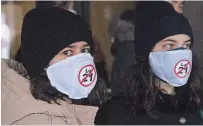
[21,7,94,76]
[134,1,194,57]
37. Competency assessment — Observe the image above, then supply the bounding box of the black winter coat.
[95,96,203,125]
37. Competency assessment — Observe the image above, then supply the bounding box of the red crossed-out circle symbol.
[78,64,96,87]
[174,60,191,78]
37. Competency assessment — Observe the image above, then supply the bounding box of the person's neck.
[159,80,176,95]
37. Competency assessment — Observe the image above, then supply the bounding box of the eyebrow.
[67,43,90,48]
[83,43,90,47]
[161,39,191,43]
[84,45,90,48]
[67,45,76,48]
[162,39,177,43]
[184,39,192,43]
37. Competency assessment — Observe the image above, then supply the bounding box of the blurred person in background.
[95,1,203,125]
[92,36,109,87]
[56,0,77,14]
[1,12,12,59]
[109,10,134,57]
[35,0,77,14]
[2,7,108,125]
[167,0,185,14]
[109,10,136,96]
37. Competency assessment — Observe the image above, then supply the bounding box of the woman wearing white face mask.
[1,7,108,125]
[95,1,203,125]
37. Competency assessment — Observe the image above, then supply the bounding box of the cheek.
[49,55,68,65]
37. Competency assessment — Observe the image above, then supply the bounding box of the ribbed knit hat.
[21,7,94,76]
[134,1,193,57]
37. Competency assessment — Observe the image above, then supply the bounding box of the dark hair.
[122,52,203,118]
[29,70,108,106]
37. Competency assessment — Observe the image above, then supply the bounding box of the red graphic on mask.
[78,64,97,87]
[174,60,191,78]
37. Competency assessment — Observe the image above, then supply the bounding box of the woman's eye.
[81,48,90,53]
[63,50,73,56]
[165,44,174,49]
[183,44,191,49]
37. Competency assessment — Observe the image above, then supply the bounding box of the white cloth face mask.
[46,53,97,99]
[149,49,192,87]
